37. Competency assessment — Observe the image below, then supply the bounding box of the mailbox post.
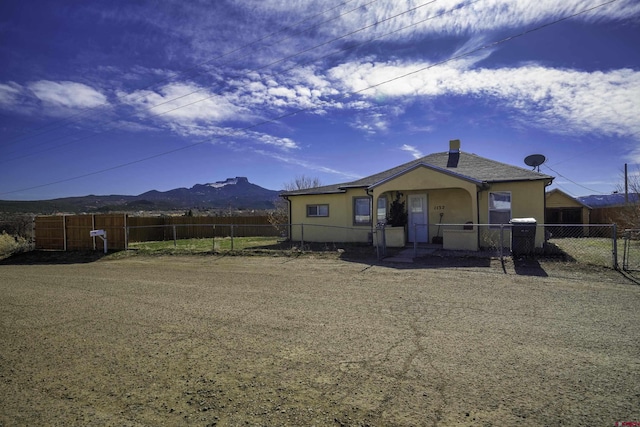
[90,229,107,254]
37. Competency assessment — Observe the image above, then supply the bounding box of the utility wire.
[542,164,608,194]
[0,0,621,196]
[1,0,372,148]
[280,0,484,74]
[1,0,444,164]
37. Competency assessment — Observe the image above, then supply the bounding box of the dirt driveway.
[1,254,639,426]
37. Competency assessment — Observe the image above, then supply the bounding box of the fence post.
[63,215,67,252]
[173,225,177,247]
[500,224,504,260]
[124,214,128,251]
[92,214,96,251]
[231,224,234,251]
[612,223,618,269]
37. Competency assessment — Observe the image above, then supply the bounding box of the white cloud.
[400,144,424,159]
[257,149,362,180]
[0,82,22,107]
[328,60,640,138]
[229,0,640,60]
[122,82,245,124]
[159,122,299,150]
[28,80,107,109]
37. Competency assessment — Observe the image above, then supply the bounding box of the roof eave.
[367,162,484,189]
[279,189,346,197]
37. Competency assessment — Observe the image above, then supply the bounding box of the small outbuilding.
[545,189,592,237]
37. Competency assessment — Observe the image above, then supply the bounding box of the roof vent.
[447,139,460,167]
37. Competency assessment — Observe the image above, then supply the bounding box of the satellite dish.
[524,154,546,171]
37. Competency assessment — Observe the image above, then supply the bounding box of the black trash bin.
[510,218,537,256]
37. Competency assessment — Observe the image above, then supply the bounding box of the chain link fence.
[622,229,640,271]
[374,223,618,269]
[30,215,621,270]
[543,224,618,268]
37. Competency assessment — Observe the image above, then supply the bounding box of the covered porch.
[370,164,482,251]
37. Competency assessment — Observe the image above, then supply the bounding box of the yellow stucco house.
[545,188,592,237]
[281,140,554,251]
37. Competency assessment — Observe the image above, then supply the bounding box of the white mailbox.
[90,229,105,237]
[90,229,108,253]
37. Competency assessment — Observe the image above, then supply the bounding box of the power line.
[0,0,621,196]
[1,0,372,148]
[542,164,608,195]
[1,0,444,164]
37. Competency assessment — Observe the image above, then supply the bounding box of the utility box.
[510,218,537,256]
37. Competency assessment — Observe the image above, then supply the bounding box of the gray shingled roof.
[281,150,554,196]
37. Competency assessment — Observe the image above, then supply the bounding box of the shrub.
[0,231,31,258]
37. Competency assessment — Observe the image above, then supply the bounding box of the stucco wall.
[287,189,372,243]
[376,188,474,240]
[546,190,590,230]
[373,165,478,194]
[286,172,549,249]
[478,180,548,248]
[547,191,582,208]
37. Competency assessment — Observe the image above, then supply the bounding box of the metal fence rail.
[127,223,283,251]
[33,215,621,269]
[622,229,640,271]
[374,223,618,269]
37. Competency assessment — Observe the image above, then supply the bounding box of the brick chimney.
[447,139,460,167]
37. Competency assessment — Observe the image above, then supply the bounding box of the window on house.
[489,192,511,225]
[353,197,372,226]
[306,204,329,217]
[377,196,387,223]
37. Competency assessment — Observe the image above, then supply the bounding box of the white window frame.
[353,197,372,226]
[489,191,511,226]
[376,196,387,224]
[306,204,329,217]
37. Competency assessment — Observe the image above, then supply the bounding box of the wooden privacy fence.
[34,214,280,251]
[35,214,128,251]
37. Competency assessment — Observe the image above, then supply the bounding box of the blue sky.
[1,0,639,200]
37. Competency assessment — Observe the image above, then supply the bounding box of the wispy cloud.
[328,61,640,138]
[400,144,424,159]
[121,82,246,125]
[0,82,21,107]
[257,149,362,182]
[0,80,108,117]
[28,80,107,110]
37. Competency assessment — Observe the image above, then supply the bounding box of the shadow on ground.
[511,257,549,277]
[413,255,492,269]
[0,250,109,265]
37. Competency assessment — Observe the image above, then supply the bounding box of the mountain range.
[0,177,281,213]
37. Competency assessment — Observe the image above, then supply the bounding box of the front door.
[408,194,428,243]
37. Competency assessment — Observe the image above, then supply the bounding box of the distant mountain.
[577,193,640,208]
[0,177,281,213]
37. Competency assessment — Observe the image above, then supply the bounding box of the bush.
[0,213,34,239]
[0,231,31,258]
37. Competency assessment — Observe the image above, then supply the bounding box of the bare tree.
[283,175,323,191]
[612,165,640,229]
[268,175,322,236]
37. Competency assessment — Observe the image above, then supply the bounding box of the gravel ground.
[0,253,639,426]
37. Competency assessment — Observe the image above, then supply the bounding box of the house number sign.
[433,205,445,211]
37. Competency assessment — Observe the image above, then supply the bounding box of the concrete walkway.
[383,245,440,263]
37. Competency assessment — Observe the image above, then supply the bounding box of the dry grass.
[0,232,30,259]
